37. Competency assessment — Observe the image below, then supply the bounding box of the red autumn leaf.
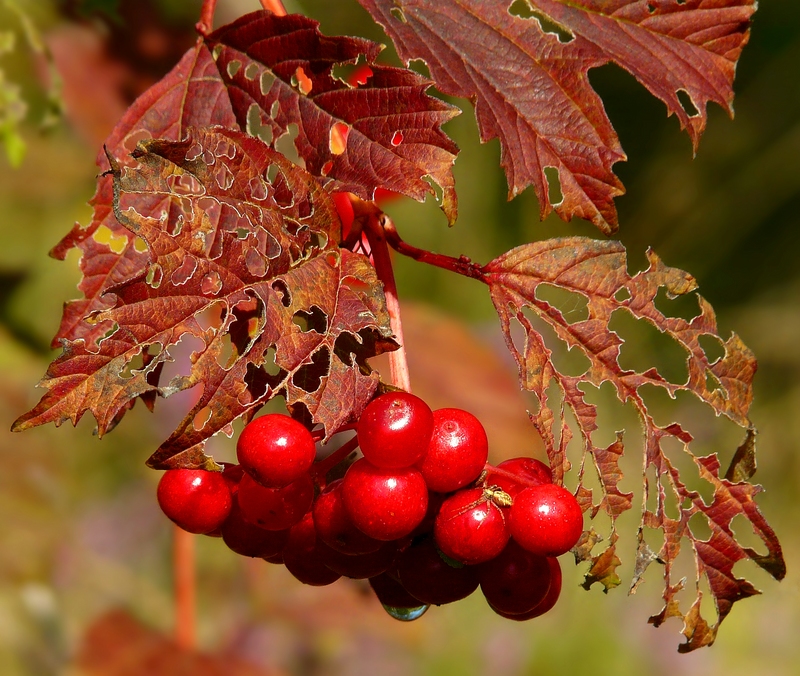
[13,128,398,468]
[75,609,284,676]
[208,11,459,221]
[51,9,457,352]
[482,236,784,650]
[358,0,756,233]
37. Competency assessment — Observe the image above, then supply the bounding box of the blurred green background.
[0,0,798,674]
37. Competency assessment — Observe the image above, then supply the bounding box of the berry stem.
[313,433,360,480]
[382,217,487,283]
[484,463,545,490]
[173,525,197,649]
[364,213,412,392]
[260,0,288,15]
[196,0,218,35]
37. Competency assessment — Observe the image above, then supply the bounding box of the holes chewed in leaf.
[227,60,242,78]
[508,0,574,43]
[654,286,700,322]
[244,62,259,80]
[171,256,198,286]
[329,123,350,156]
[193,406,213,431]
[146,264,163,289]
[275,123,304,168]
[92,225,128,254]
[293,305,328,334]
[272,280,292,307]
[609,309,689,386]
[291,347,330,393]
[390,131,403,147]
[677,89,700,117]
[534,283,589,324]
[543,166,563,206]
[293,66,313,95]
[195,302,225,332]
[698,334,725,365]
[201,271,223,296]
[390,7,407,23]
[247,104,274,145]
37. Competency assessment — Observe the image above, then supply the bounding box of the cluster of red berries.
[156,392,584,621]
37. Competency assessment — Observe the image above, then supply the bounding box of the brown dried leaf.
[482,236,784,650]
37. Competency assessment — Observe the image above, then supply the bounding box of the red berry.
[282,513,342,586]
[318,540,399,580]
[237,414,316,488]
[368,573,424,609]
[396,537,479,605]
[156,469,232,535]
[220,499,290,558]
[484,457,551,497]
[508,484,583,557]
[433,487,510,565]
[237,472,314,531]
[479,540,552,615]
[417,408,488,493]
[357,392,434,469]
[487,557,562,620]
[341,458,428,541]
[312,479,383,554]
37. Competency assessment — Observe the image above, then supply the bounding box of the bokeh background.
[1,0,798,674]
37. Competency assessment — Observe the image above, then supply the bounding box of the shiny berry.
[312,479,383,554]
[357,392,434,469]
[237,472,314,531]
[282,513,342,586]
[341,458,428,541]
[433,487,510,565]
[236,414,316,488]
[220,499,290,558]
[156,469,232,535]
[484,457,552,497]
[396,537,479,605]
[509,484,583,556]
[417,408,488,493]
[368,573,424,609]
[479,540,552,615]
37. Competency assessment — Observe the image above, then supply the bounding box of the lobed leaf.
[482,236,784,650]
[14,128,398,468]
[358,0,756,233]
[50,9,458,353]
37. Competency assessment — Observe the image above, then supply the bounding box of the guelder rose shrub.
[13,0,784,652]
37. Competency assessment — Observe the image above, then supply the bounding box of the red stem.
[363,214,412,392]
[196,0,218,35]
[382,217,487,283]
[483,463,545,490]
[260,0,288,15]
[173,525,196,650]
[313,434,360,480]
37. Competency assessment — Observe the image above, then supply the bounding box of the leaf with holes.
[208,11,459,221]
[358,0,756,233]
[482,237,784,651]
[51,9,457,356]
[13,128,398,468]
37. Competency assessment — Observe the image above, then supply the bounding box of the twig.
[173,525,196,650]
[363,214,412,392]
[382,217,487,282]
[260,0,288,16]
[196,0,218,35]
[312,434,360,481]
